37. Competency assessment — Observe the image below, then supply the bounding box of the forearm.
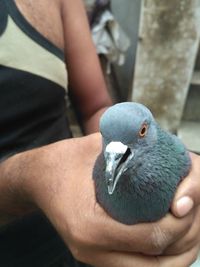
[0,141,69,220]
[83,106,111,134]
[0,151,37,224]
[0,135,101,223]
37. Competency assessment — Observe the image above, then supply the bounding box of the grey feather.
[93,102,191,225]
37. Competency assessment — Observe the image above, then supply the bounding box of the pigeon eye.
[139,124,148,137]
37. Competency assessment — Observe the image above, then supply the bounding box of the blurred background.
[82,1,200,266]
[74,0,200,156]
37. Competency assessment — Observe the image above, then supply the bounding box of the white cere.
[106,141,128,154]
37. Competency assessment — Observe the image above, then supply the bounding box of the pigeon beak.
[105,142,134,195]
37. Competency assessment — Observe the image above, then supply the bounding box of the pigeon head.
[99,102,157,195]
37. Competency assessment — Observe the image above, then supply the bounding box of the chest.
[15,0,64,50]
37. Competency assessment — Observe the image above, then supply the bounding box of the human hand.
[163,152,200,256]
[172,152,200,217]
[4,133,193,267]
[0,133,197,266]
[78,246,199,267]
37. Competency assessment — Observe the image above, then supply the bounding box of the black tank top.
[0,0,72,161]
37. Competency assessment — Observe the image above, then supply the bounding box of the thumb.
[171,152,200,218]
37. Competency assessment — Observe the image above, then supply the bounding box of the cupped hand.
[17,134,199,266]
[164,152,200,256]
[172,152,200,217]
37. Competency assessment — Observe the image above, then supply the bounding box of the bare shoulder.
[15,0,64,50]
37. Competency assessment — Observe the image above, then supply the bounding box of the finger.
[157,244,200,267]
[81,246,200,267]
[89,251,158,267]
[171,152,200,218]
[164,206,200,255]
[89,203,194,255]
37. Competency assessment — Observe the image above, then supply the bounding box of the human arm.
[61,0,112,134]
[59,0,200,260]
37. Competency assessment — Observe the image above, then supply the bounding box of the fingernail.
[176,196,194,217]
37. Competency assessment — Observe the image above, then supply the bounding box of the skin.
[0,0,200,266]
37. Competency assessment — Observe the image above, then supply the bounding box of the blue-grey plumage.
[93,102,191,225]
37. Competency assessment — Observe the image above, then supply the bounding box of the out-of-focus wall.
[111,0,141,100]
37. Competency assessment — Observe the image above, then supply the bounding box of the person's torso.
[14,0,64,51]
[0,0,72,161]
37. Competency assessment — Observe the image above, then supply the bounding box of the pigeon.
[93,102,191,225]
